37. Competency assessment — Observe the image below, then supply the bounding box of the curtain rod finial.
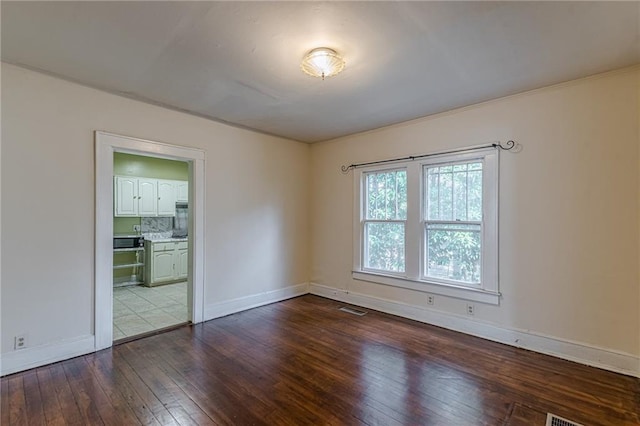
[495,140,516,150]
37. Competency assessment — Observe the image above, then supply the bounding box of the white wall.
[2,62,638,377]
[310,67,640,373]
[1,63,309,359]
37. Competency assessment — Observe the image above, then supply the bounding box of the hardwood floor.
[2,295,638,425]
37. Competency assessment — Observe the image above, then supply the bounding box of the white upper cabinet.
[114,176,187,217]
[176,181,188,203]
[114,176,138,216]
[138,178,158,216]
[115,177,157,216]
[114,176,158,216]
[157,180,177,216]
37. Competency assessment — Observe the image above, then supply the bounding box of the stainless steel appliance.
[173,203,188,237]
[113,235,144,249]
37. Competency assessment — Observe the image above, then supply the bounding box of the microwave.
[113,235,145,249]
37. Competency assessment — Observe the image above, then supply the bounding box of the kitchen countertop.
[146,237,188,243]
[114,233,188,242]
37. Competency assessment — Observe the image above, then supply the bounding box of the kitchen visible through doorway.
[112,152,191,341]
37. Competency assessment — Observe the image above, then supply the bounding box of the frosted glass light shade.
[301,47,345,79]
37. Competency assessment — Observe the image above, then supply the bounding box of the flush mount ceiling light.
[301,47,345,80]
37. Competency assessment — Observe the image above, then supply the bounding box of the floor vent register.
[338,306,367,316]
[546,413,584,426]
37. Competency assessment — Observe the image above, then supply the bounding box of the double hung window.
[353,148,499,304]
[424,161,483,284]
[362,169,407,274]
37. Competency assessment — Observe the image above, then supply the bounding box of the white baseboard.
[4,283,636,379]
[309,283,640,378]
[1,283,309,376]
[204,282,309,321]
[1,335,95,376]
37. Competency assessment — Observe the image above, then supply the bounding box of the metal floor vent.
[338,306,367,316]
[546,413,584,426]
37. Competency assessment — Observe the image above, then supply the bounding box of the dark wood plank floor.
[2,295,639,425]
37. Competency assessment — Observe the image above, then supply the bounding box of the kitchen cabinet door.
[145,240,188,286]
[176,181,189,202]
[151,250,175,283]
[157,180,177,216]
[176,248,188,279]
[115,177,138,216]
[138,178,158,216]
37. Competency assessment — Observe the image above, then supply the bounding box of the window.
[353,148,499,304]
[363,169,407,273]
[424,161,482,284]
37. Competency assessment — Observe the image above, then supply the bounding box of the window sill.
[352,271,500,305]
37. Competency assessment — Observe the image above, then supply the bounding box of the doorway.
[112,153,190,340]
[95,131,205,351]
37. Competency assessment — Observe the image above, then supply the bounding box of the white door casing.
[95,131,205,351]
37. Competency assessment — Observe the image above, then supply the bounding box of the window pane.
[468,170,482,221]
[365,222,405,273]
[468,163,482,170]
[425,223,481,284]
[439,170,453,219]
[453,166,467,221]
[365,170,407,220]
[426,162,482,221]
[427,172,439,219]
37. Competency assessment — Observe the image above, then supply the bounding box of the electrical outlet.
[133,225,141,232]
[427,295,435,305]
[466,304,475,316]
[14,334,27,350]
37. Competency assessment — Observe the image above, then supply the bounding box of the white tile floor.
[113,281,188,340]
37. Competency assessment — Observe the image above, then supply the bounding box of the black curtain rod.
[340,140,516,173]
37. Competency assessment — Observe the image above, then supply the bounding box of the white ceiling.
[2,1,639,143]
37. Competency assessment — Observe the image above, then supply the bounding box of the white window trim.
[352,148,500,305]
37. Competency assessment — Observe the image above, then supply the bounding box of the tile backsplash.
[141,217,173,232]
